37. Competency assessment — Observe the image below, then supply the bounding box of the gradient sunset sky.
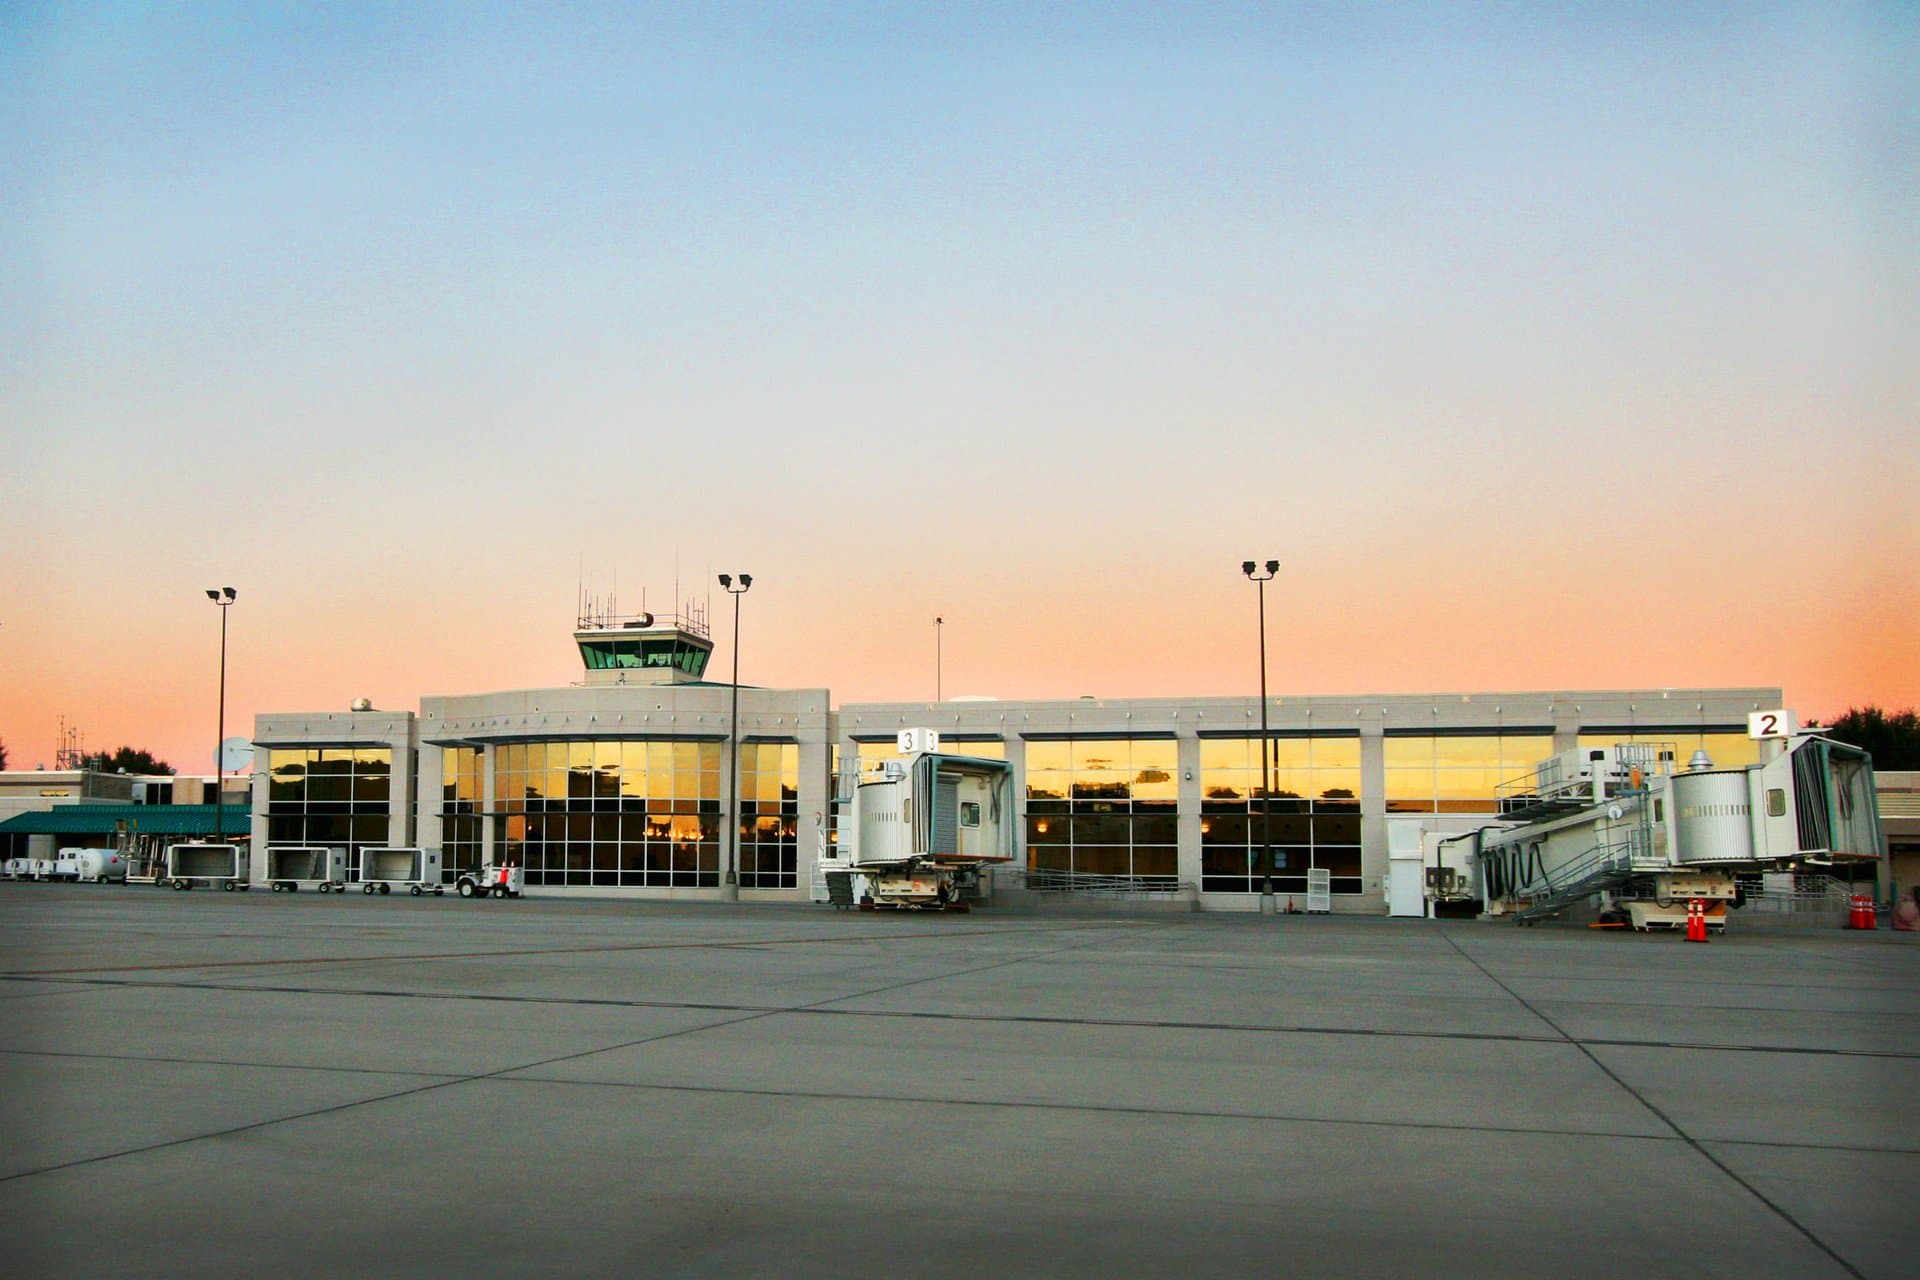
[3,3,1915,774]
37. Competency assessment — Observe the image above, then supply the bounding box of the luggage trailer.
[263,845,351,893]
[164,843,249,892]
[357,846,445,896]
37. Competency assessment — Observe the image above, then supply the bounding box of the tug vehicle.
[455,862,524,899]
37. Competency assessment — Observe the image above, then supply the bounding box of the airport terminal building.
[249,611,1785,911]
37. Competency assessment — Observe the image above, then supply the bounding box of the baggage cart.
[358,846,444,896]
[264,845,350,893]
[165,843,248,891]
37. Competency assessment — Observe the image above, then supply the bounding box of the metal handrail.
[1735,874,1857,915]
[1000,867,1193,898]
[1515,829,1644,903]
[1495,743,1678,816]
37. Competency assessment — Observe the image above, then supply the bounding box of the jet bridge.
[816,730,1015,910]
[1479,729,1881,929]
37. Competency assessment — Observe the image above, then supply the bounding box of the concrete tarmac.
[1,884,1914,1278]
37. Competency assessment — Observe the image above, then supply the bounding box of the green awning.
[0,804,247,837]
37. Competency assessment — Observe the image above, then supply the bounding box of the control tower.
[574,604,714,686]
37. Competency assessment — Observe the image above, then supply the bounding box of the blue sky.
[2,2,1914,768]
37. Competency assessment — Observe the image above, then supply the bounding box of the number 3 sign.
[1748,710,1798,740]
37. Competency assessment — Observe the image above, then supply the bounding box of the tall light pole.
[1242,561,1278,905]
[935,615,943,702]
[205,587,237,842]
[718,573,752,901]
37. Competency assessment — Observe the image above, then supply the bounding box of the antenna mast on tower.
[55,716,88,771]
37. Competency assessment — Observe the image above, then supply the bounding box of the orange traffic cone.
[1848,894,1874,930]
[1685,898,1707,943]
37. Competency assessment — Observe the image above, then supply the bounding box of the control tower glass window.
[578,637,710,675]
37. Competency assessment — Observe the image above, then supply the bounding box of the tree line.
[1812,707,1920,771]
[0,741,175,775]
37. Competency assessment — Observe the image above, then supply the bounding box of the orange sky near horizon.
[3,533,1913,775]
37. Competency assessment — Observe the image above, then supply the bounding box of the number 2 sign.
[1748,710,1798,740]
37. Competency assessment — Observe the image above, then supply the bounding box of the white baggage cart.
[166,843,248,891]
[264,845,350,893]
[358,846,444,896]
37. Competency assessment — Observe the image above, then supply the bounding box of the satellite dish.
[218,737,252,772]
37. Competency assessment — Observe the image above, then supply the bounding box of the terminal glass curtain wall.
[1025,739,1179,887]
[488,740,721,887]
[441,747,483,872]
[1383,734,1556,815]
[738,742,800,889]
[1575,731,1761,772]
[1199,736,1362,895]
[853,740,1007,777]
[266,749,392,864]
[1381,731,1756,817]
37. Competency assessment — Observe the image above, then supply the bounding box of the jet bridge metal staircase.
[1510,829,1650,925]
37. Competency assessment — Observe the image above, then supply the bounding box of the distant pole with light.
[205,587,237,842]
[1242,561,1278,904]
[718,573,752,901]
[935,616,944,702]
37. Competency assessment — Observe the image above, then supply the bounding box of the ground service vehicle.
[817,729,1015,910]
[455,862,523,899]
[166,843,248,891]
[4,857,52,880]
[61,848,129,883]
